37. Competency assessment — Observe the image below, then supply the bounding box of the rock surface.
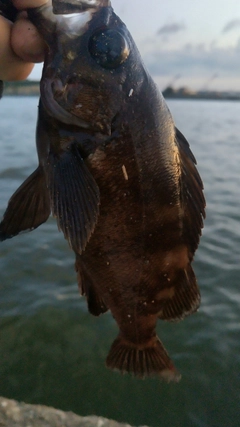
[0,397,147,427]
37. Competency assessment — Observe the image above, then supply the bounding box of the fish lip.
[52,0,111,15]
[40,78,90,129]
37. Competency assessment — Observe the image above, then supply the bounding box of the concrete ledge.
[0,397,147,427]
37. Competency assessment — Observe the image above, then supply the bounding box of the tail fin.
[0,166,50,241]
[106,335,181,382]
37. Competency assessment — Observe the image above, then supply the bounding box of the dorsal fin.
[175,127,206,254]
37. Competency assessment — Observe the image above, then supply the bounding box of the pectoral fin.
[0,166,50,241]
[47,146,100,254]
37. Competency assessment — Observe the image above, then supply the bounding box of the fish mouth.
[40,78,90,129]
[52,0,111,14]
[30,1,111,40]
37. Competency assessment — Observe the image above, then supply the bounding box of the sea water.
[0,97,240,427]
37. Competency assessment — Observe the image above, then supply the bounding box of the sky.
[29,0,240,92]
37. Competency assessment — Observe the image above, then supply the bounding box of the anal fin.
[158,265,200,321]
[106,335,181,382]
[0,166,50,241]
[75,254,108,316]
[48,146,100,254]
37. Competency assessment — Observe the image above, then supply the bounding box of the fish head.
[28,1,145,134]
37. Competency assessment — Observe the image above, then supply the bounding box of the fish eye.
[88,29,130,69]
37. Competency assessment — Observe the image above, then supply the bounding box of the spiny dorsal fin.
[175,127,206,254]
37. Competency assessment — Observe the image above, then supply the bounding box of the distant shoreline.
[2,81,240,101]
[162,86,240,101]
[2,80,40,96]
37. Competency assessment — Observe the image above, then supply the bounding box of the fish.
[0,0,205,381]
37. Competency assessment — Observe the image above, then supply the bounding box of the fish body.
[0,0,205,381]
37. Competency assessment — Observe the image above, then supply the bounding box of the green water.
[0,98,240,427]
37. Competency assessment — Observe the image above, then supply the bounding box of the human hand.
[0,0,48,81]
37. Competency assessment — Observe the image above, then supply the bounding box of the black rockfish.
[0,0,205,381]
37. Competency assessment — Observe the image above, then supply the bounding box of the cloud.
[143,41,240,81]
[157,23,186,36]
[222,19,240,33]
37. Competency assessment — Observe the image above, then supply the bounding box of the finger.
[11,17,46,63]
[0,16,34,81]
